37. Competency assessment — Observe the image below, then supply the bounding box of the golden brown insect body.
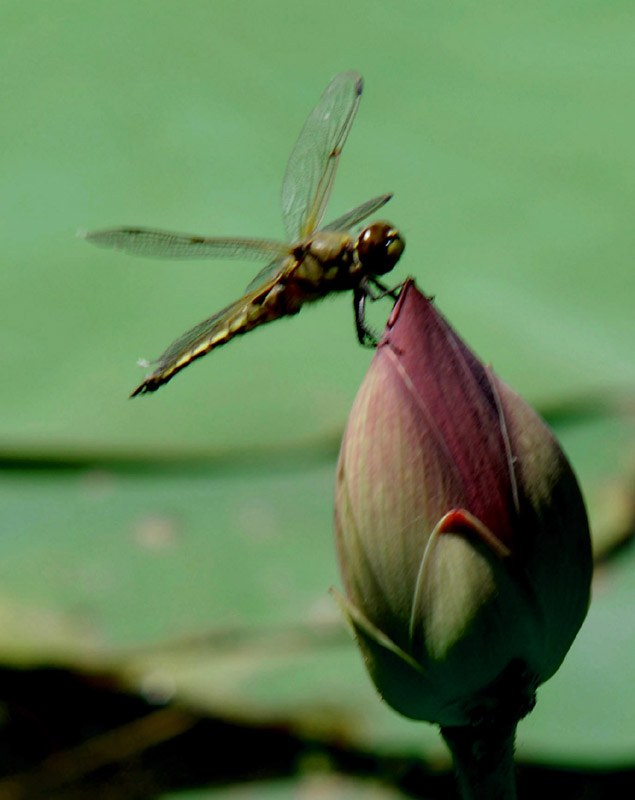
[137,222,404,396]
[82,71,405,396]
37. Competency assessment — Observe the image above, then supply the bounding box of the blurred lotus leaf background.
[1,2,634,798]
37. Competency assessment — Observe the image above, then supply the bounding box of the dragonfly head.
[356,222,405,277]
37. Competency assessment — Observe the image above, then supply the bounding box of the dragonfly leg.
[353,279,407,347]
[354,284,380,347]
[368,277,404,301]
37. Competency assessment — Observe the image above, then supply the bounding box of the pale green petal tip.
[331,587,454,723]
[330,587,422,672]
[410,511,505,659]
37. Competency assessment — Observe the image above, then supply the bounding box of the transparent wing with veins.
[321,193,392,233]
[80,227,292,296]
[80,227,289,263]
[281,71,363,242]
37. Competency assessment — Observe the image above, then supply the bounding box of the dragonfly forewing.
[81,228,289,262]
[321,193,392,233]
[281,71,363,242]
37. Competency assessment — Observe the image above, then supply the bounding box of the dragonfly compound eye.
[357,222,405,276]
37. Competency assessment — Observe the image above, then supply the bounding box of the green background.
[1,1,634,797]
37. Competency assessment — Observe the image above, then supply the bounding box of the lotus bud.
[334,280,592,728]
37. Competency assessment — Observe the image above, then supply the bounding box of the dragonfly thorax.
[291,230,355,288]
[302,230,353,264]
[355,222,405,277]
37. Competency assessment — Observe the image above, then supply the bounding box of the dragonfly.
[82,71,405,397]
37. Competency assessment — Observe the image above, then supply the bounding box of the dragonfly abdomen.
[223,281,305,339]
[131,282,305,396]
